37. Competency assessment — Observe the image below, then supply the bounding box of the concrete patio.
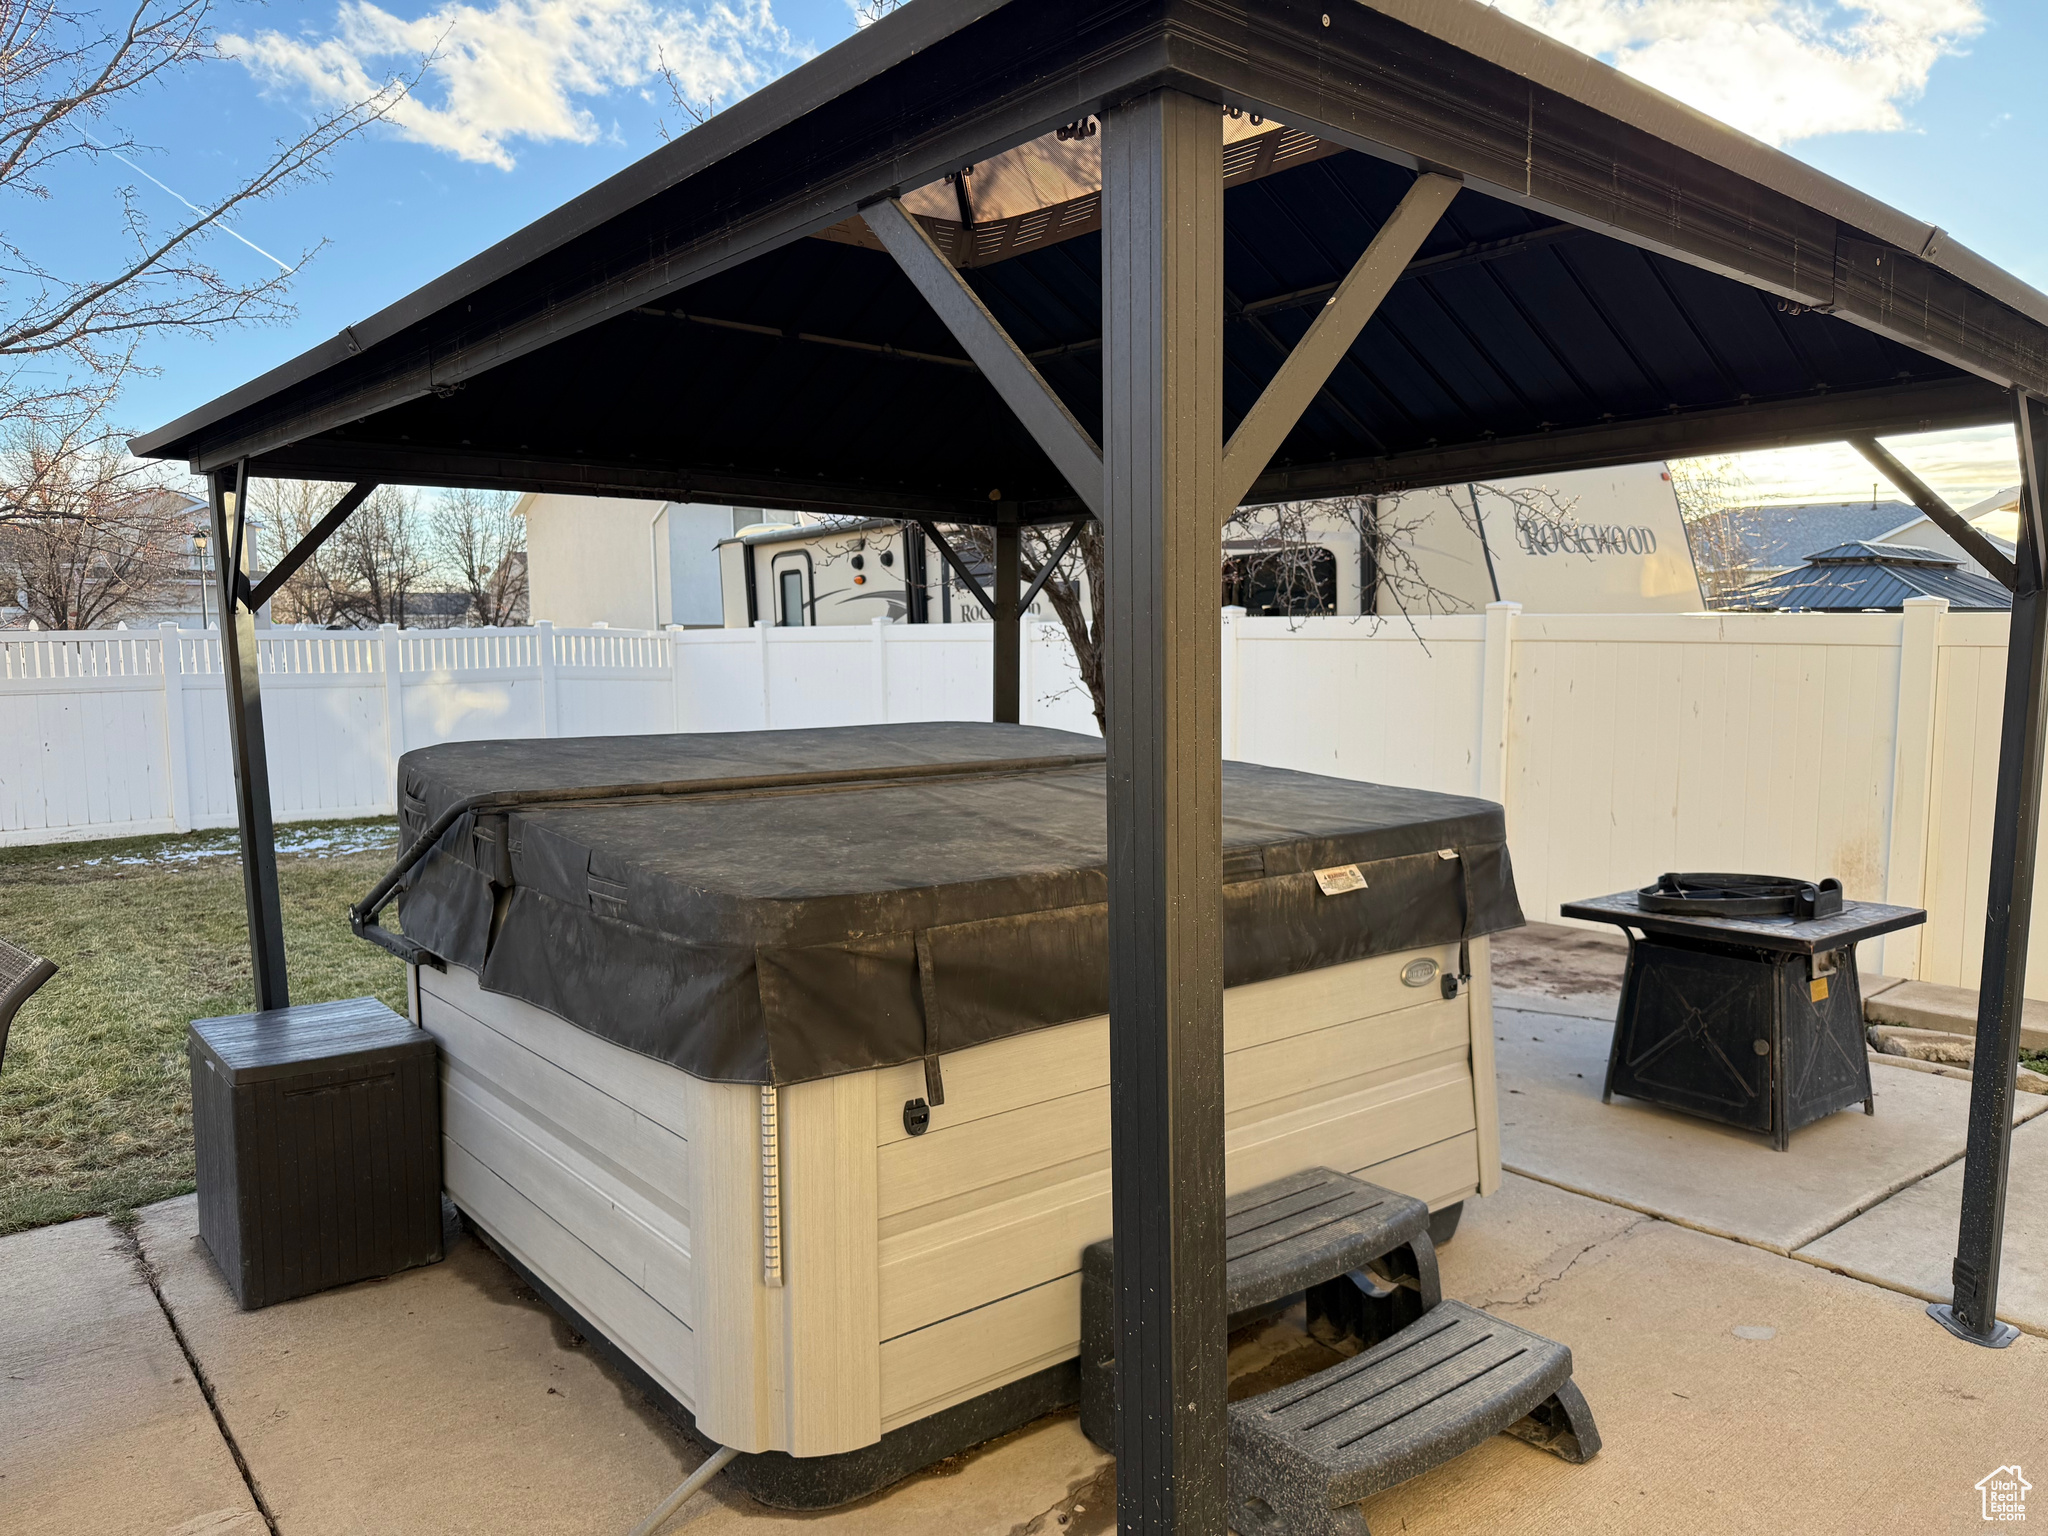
[7,928,2044,1535]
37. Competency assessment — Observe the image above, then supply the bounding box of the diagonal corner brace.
[1850,435,2017,591]
[1217,173,1462,522]
[245,481,379,612]
[864,199,1104,519]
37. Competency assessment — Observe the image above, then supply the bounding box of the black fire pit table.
[1560,877,1926,1151]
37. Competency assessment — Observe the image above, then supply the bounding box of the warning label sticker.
[1314,864,1368,896]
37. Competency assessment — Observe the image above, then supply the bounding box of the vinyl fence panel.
[7,604,2047,997]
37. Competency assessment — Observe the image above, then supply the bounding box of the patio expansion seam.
[117,1220,283,1536]
[1779,1245,2048,1339]
[1505,1158,2048,1341]
[1499,1149,1969,1260]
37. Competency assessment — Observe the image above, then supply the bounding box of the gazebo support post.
[1101,88,1229,1533]
[209,462,290,1012]
[994,502,1021,722]
[1937,387,2048,1349]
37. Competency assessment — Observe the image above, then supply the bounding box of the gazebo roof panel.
[130,0,2046,515]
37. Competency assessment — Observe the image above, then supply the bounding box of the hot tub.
[368,723,1521,1501]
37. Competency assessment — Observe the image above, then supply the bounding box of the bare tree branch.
[431,485,527,625]
[0,418,194,627]
[650,44,711,144]
[1669,456,1761,608]
[0,1,412,429]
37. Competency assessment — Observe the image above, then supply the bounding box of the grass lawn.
[0,820,406,1236]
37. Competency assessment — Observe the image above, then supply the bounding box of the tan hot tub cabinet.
[379,722,1516,1482]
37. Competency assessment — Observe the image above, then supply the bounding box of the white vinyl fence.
[0,618,1096,843]
[1,599,2035,996]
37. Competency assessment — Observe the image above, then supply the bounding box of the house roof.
[1731,540,2013,612]
[129,0,2045,525]
[1876,509,2018,556]
[1705,502,1922,572]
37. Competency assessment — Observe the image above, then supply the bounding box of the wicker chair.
[0,936,56,1072]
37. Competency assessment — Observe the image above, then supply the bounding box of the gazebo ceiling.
[133,0,2046,524]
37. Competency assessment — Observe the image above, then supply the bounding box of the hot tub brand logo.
[1978,1465,2030,1521]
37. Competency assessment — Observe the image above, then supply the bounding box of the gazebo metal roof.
[133,1,2048,1522]
[1734,541,2015,612]
[134,0,2043,523]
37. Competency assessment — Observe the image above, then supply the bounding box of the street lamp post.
[193,529,211,629]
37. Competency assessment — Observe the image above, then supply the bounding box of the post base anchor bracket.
[1927,1301,2020,1349]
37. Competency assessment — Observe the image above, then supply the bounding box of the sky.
[47,0,2048,509]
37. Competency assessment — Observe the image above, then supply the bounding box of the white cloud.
[225,0,803,170]
[1494,0,1984,145]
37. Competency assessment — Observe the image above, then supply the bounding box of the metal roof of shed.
[132,0,2048,524]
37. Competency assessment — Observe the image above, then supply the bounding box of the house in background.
[1872,485,2019,581]
[126,491,221,629]
[518,494,772,628]
[1693,497,1920,589]
[93,490,274,631]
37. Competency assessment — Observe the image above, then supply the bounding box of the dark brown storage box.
[189,996,442,1309]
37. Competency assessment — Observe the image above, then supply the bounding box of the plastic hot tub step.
[1228,1300,1601,1536]
[1079,1167,1442,1452]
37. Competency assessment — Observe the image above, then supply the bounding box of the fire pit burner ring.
[1636,872,1843,921]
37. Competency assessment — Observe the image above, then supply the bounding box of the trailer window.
[778,569,805,626]
[1222,547,1338,616]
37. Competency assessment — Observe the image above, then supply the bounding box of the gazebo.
[134,0,2048,1525]
[1732,541,2015,613]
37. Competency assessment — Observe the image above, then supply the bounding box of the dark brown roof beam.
[633,307,980,369]
[1850,432,2018,590]
[1237,221,1585,320]
[1244,375,2009,501]
[636,219,1592,383]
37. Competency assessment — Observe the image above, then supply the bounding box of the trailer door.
[776,564,806,626]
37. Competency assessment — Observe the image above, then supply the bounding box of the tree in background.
[255,479,527,628]
[1670,456,1762,607]
[0,2,405,439]
[327,485,429,627]
[939,520,1106,732]
[0,422,188,626]
[432,486,528,626]
[253,478,351,625]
